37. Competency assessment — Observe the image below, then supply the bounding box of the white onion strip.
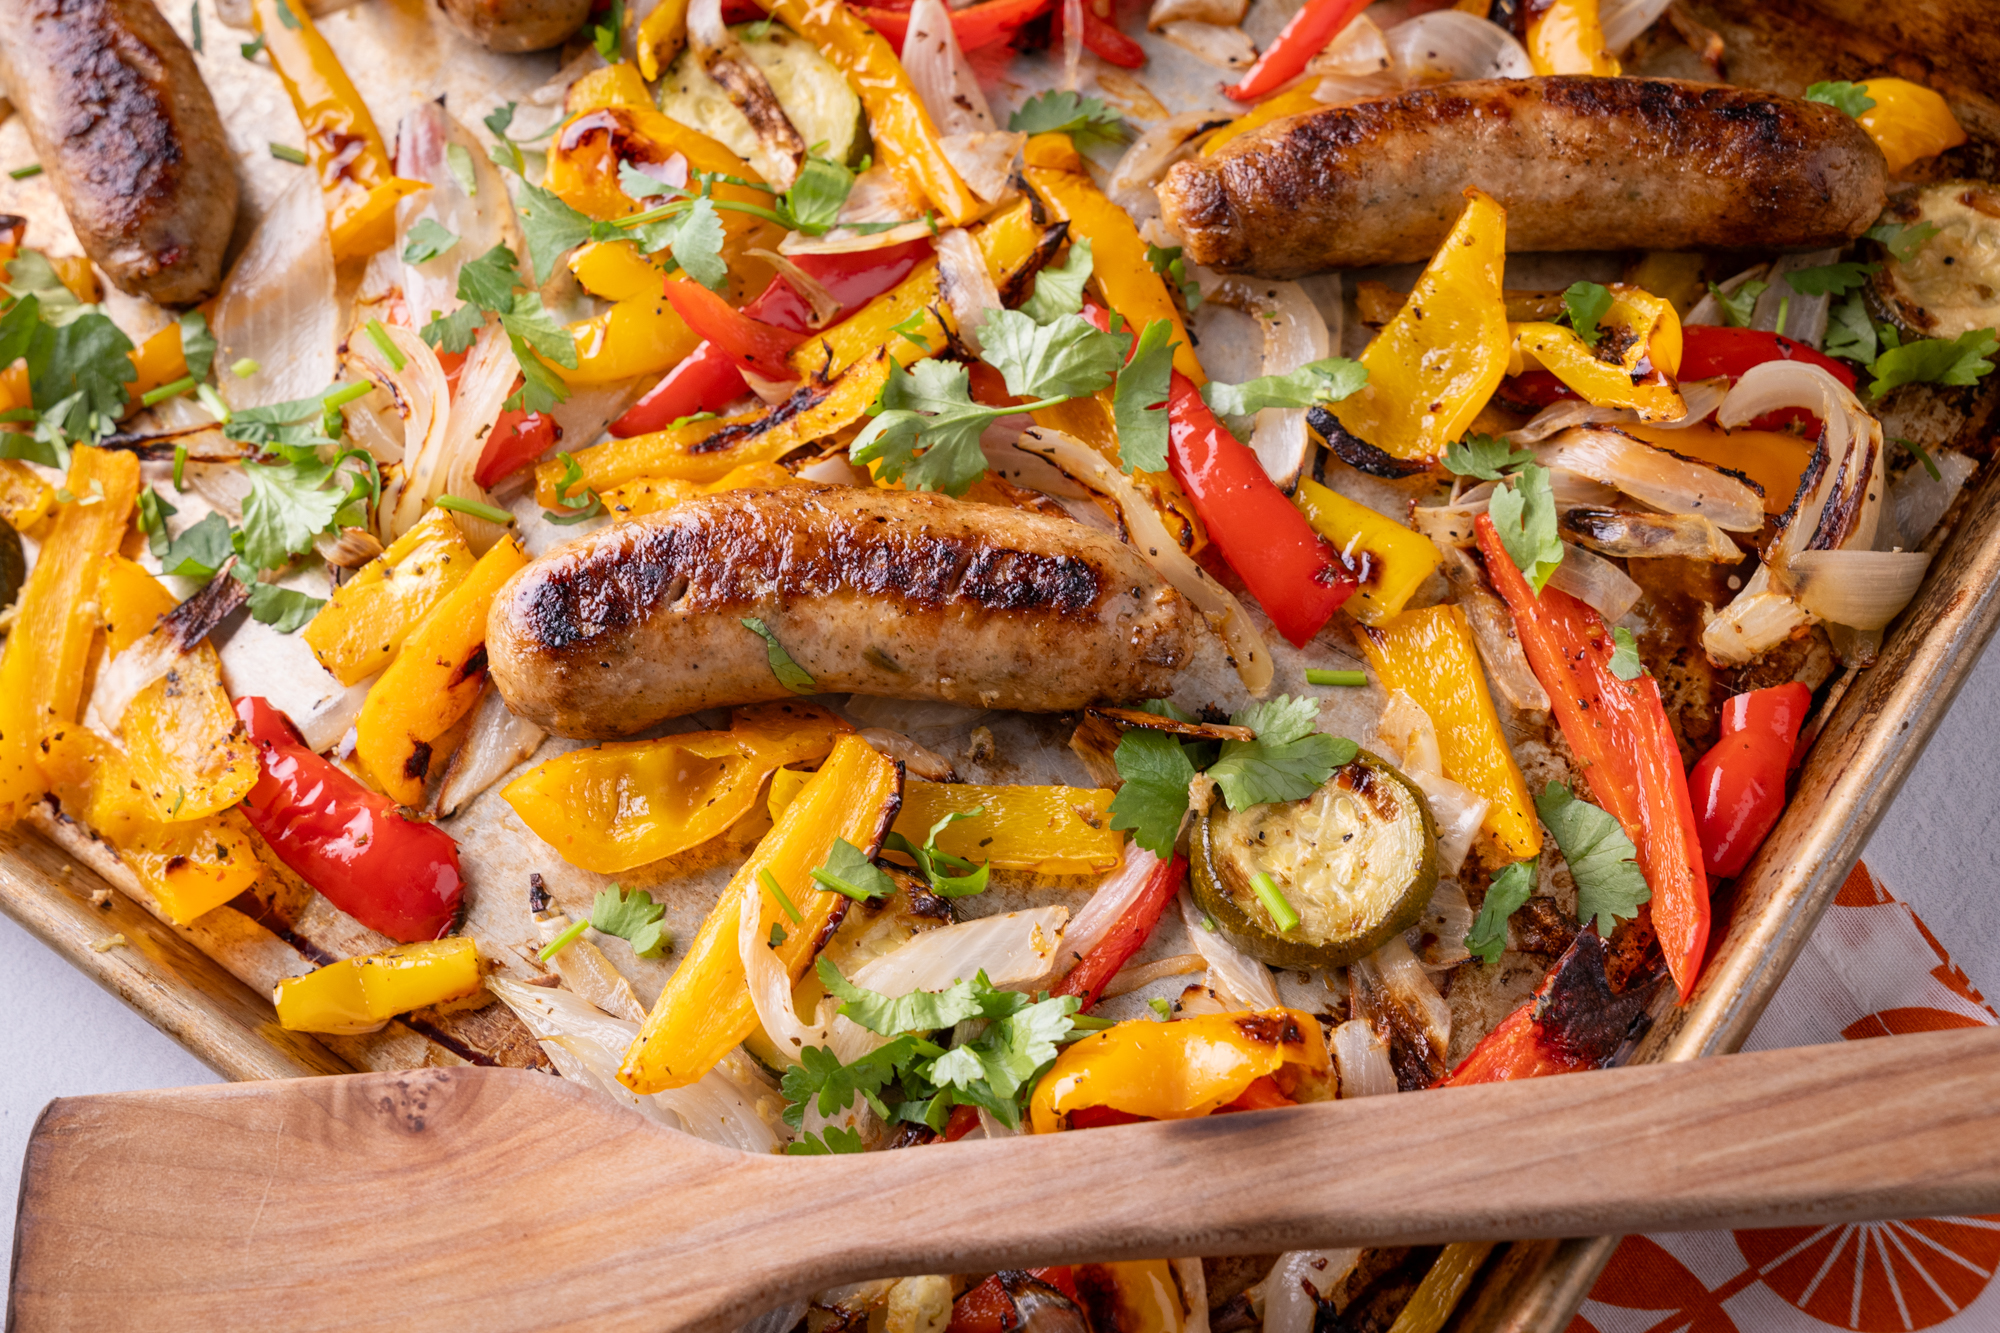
[904,0,997,135]
[1058,846,1160,966]
[435,686,546,818]
[1384,10,1533,82]
[1178,888,1282,1010]
[1547,540,1641,623]
[935,228,1002,355]
[1535,427,1765,532]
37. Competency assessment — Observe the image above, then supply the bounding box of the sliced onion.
[1719,361,1883,558]
[544,381,652,480]
[1598,0,1673,51]
[1752,249,1840,349]
[1017,427,1275,695]
[1547,540,1641,623]
[1351,935,1449,1075]
[1786,549,1932,630]
[1508,377,1727,442]
[798,453,871,486]
[351,320,489,547]
[533,913,648,1021]
[1249,281,1329,490]
[857,727,957,780]
[1891,447,1977,549]
[1159,21,1258,69]
[1262,1250,1362,1333]
[1384,10,1533,82]
[1331,1018,1397,1098]
[297,675,376,754]
[904,0,997,135]
[840,161,928,226]
[435,687,546,818]
[941,132,1026,205]
[1436,546,1550,716]
[1700,564,1813,664]
[395,102,520,334]
[213,172,337,410]
[1561,506,1743,563]
[1535,427,1765,532]
[1172,1259,1210,1333]
[1062,0,1084,90]
[1178,888,1282,1010]
[86,632,185,739]
[1683,263,1770,328]
[936,227,1003,355]
[1309,12,1390,76]
[1108,113,1220,222]
[1373,691,1487,875]
[1148,0,1245,27]
[1059,847,1159,965]
[782,219,937,256]
[1409,878,1474,969]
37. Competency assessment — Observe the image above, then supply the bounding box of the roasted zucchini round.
[1190,751,1439,970]
[1870,181,2000,340]
[657,24,864,181]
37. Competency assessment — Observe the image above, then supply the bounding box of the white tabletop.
[7,640,2000,1301]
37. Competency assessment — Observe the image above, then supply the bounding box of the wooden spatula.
[12,1024,2000,1333]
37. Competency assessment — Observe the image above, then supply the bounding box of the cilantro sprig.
[1007,90,1127,152]
[1536,784,1650,937]
[538,884,671,961]
[1607,626,1645,681]
[1466,859,1535,966]
[1146,243,1201,312]
[1805,81,1877,118]
[1561,281,1613,348]
[1868,326,1999,400]
[1443,433,1534,481]
[882,809,990,898]
[417,243,578,413]
[1484,459,1564,593]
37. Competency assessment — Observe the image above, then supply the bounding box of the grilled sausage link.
[0,0,239,304]
[435,0,591,53]
[1160,77,1888,276]
[488,487,1201,738]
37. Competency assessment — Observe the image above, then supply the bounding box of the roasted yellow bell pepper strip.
[1854,78,1967,176]
[357,535,528,806]
[96,558,257,822]
[635,0,691,80]
[126,321,190,406]
[1354,605,1540,860]
[274,937,482,1035]
[620,732,902,1092]
[250,0,426,261]
[1201,87,1320,158]
[0,447,136,827]
[1082,1262,1190,1333]
[504,702,853,873]
[1293,479,1441,626]
[1523,0,1619,76]
[1627,421,1808,516]
[41,727,263,925]
[0,458,55,533]
[600,462,808,517]
[1327,189,1509,462]
[0,363,28,420]
[302,507,476,686]
[789,258,947,382]
[762,0,980,226]
[1385,1243,1497,1333]
[546,85,784,239]
[1029,1009,1330,1133]
[893,782,1122,874]
[562,283,704,386]
[1507,286,1685,420]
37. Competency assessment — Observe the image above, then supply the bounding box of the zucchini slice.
[657,23,864,182]
[1871,181,2000,341]
[1191,751,1439,970]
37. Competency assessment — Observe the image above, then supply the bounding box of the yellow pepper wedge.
[1328,188,1510,462]
[893,782,1123,875]
[620,733,902,1092]
[41,727,263,925]
[1385,1243,1496,1333]
[562,283,704,386]
[762,0,980,226]
[125,321,189,406]
[0,363,28,420]
[96,558,257,822]
[600,461,809,517]
[1626,421,1809,516]
[1201,87,1321,158]
[1855,78,1968,176]
[250,0,426,261]
[1354,605,1540,860]
[1523,0,1619,76]
[1507,286,1685,420]
[302,507,476,686]
[1076,1262,1190,1333]
[0,447,137,827]
[1293,479,1441,627]
[0,458,55,533]
[503,702,853,873]
[356,535,528,806]
[790,258,948,382]
[1029,1009,1330,1133]
[274,937,482,1034]
[635,0,691,80]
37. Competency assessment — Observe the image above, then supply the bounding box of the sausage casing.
[488,487,1201,738]
[0,0,240,304]
[1159,76,1889,276]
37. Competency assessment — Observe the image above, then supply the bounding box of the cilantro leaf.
[1708,279,1767,329]
[1006,90,1126,153]
[454,243,525,314]
[157,511,235,579]
[1112,318,1176,474]
[811,837,898,902]
[513,182,597,285]
[889,309,932,350]
[922,991,1079,1109]
[1488,462,1563,593]
[243,582,324,633]
[1784,260,1877,298]
[5,252,85,326]
[178,310,216,381]
[1146,242,1200,312]
[1020,238,1094,325]
[1536,783,1650,937]
[1868,220,1941,264]
[588,884,670,958]
[618,160,684,200]
[29,310,135,440]
[1562,281,1614,348]
[0,292,39,368]
[542,451,603,526]
[786,1125,867,1155]
[421,303,485,355]
[781,1037,923,1125]
[1444,433,1535,481]
[882,808,990,898]
[850,359,997,497]
[483,102,519,138]
[1805,80,1877,118]
[818,958,1012,1036]
[500,291,579,369]
[1823,290,1879,364]
[1108,728,1197,857]
[1209,695,1356,812]
[401,218,460,264]
[979,308,1126,399]
[1608,626,1644,681]
[1869,327,2000,399]
[778,156,856,236]
[741,616,816,693]
[1893,434,1943,482]
[1200,356,1365,419]
[136,487,177,557]
[1466,859,1535,966]
[658,195,728,292]
[240,453,368,572]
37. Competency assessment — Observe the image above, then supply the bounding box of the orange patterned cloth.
[1573,863,2000,1333]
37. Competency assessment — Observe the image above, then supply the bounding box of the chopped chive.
[190,1,202,52]
[364,318,407,371]
[269,143,308,165]
[8,164,42,181]
[1201,914,1217,932]
[435,494,514,525]
[230,358,260,378]
[239,34,264,58]
[141,376,197,407]
[537,915,590,961]
[323,381,373,410]
[1250,871,1301,933]
[1148,997,1172,1020]
[1306,668,1367,687]
[759,868,804,925]
[172,442,188,490]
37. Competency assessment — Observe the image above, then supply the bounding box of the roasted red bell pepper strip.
[949,1269,1082,1333]
[1474,514,1711,999]
[1688,682,1812,880]
[236,696,465,942]
[1446,932,1650,1085]
[661,278,807,381]
[1678,326,1857,433]
[1051,1,1146,67]
[1054,853,1188,1011]
[475,407,561,489]
[611,240,933,437]
[1223,0,1371,101]
[1167,371,1356,646]
[858,0,1050,51]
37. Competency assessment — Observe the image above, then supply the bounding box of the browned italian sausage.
[435,0,590,53]
[1159,77,1889,277]
[0,0,239,304]
[487,487,1200,738]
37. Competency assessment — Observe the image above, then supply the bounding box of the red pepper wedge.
[1445,932,1651,1085]
[858,0,1051,51]
[1474,514,1711,999]
[661,278,807,381]
[236,696,465,942]
[948,1269,1082,1333]
[1053,853,1188,1011]
[1222,0,1370,100]
[1167,371,1356,646]
[1052,1,1146,67]
[1678,326,1857,434]
[1688,682,1812,880]
[474,406,561,489]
